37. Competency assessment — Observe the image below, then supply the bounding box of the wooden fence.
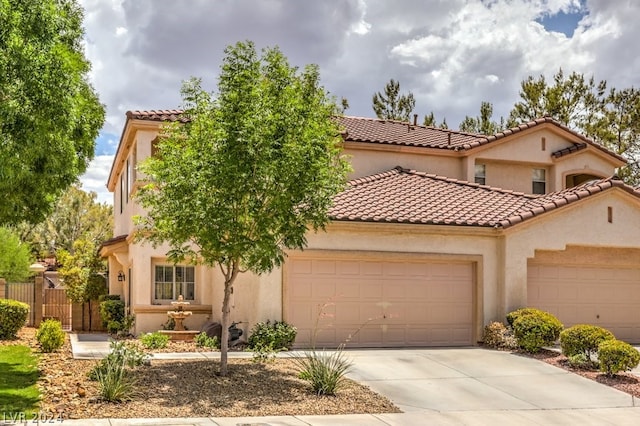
[6,281,36,326]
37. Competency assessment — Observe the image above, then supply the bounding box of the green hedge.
[36,319,65,352]
[560,324,615,360]
[509,308,563,353]
[0,299,30,339]
[598,339,640,376]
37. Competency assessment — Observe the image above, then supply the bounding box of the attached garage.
[527,247,640,343]
[284,251,476,348]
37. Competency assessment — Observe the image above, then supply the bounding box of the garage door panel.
[528,262,640,344]
[287,253,474,348]
[337,260,360,275]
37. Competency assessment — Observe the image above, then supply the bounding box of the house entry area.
[284,251,476,348]
[527,246,640,343]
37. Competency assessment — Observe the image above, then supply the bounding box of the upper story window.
[125,158,130,203]
[154,265,195,302]
[119,174,124,214]
[474,164,486,185]
[532,168,546,194]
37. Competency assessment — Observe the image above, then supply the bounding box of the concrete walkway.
[66,334,640,425]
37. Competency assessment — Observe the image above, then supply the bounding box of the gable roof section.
[336,116,484,149]
[330,167,639,229]
[127,109,189,123]
[337,115,625,163]
[122,110,624,162]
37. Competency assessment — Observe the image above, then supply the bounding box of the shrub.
[598,339,640,376]
[250,341,277,363]
[294,346,353,396]
[482,321,518,349]
[88,340,149,381]
[0,299,30,339]
[506,308,546,327]
[560,324,615,361]
[100,298,134,336]
[248,320,297,351]
[100,298,124,326]
[510,308,563,353]
[140,332,169,350]
[567,353,598,370]
[194,332,219,349]
[0,299,29,340]
[36,319,65,352]
[95,355,136,402]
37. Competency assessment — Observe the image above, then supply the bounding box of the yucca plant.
[294,345,352,396]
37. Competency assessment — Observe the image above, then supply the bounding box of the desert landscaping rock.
[8,328,399,419]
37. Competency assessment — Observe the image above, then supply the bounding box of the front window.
[474,164,486,185]
[154,265,195,302]
[532,168,546,194]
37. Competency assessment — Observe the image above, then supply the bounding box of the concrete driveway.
[345,348,640,425]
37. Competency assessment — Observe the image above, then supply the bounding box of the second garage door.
[528,262,640,343]
[284,251,475,348]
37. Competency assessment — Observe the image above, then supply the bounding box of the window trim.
[532,168,546,194]
[153,264,196,303]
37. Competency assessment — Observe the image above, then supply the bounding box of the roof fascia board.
[107,119,163,191]
[343,141,462,157]
[325,220,500,237]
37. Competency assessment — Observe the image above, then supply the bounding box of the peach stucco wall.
[344,147,462,180]
[501,189,640,317]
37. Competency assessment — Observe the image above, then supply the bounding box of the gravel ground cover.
[3,328,400,419]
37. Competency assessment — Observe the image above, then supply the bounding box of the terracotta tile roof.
[551,143,587,158]
[125,111,624,162]
[330,167,637,229]
[335,116,484,149]
[126,110,189,123]
[336,115,625,162]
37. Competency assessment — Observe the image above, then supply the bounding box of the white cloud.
[79,155,114,205]
[77,0,640,168]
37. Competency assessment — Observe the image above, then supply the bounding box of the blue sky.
[79,0,640,204]
[536,2,586,37]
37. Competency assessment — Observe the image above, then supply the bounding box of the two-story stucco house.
[100,110,640,347]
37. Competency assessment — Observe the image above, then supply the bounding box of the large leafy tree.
[0,0,105,225]
[58,238,107,304]
[18,184,113,257]
[0,227,32,282]
[136,41,350,376]
[508,69,640,184]
[459,101,505,135]
[372,78,416,121]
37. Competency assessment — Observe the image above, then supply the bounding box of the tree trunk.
[219,262,239,377]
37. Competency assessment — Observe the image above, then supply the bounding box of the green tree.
[584,87,640,183]
[459,101,505,134]
[508,68,605,129]
[372,79,416,121]
[423,112,448,128]
[136,41,350,376]
[0,0,105,226]
[57,238,107,304]
[0,227,32,282]
[18,184,113,257]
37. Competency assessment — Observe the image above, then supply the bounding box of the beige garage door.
[285,252,474,348]
[528,263,640,343]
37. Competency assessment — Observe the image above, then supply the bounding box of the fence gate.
[6,281,35,326]
[43,288,72,331]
